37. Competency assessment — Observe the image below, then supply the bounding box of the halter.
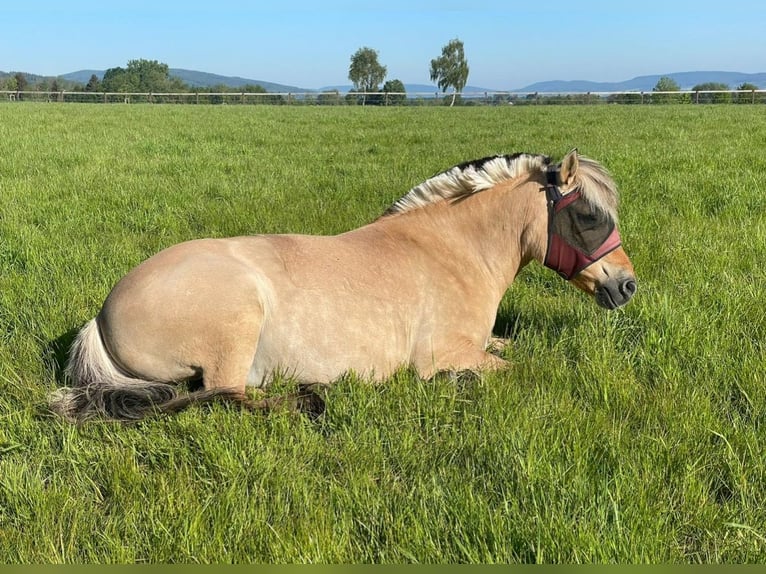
[543,165,622,280]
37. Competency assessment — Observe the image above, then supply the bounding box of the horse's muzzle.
[594,276,637,310]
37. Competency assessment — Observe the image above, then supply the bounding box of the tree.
[429,38,469,107]
[101,59,187,94]
[691,82,730,104]
[653,76,680,91]
[348,47,387,106]
[85,74,101,92]
[126,59,174,92]
[101,66,133,92]
[3,76,17,91]
[14,72,28,92]
[652,76,681,104]
[735,82,762,104]
[382,79,406,105]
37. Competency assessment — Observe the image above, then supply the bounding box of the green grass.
[0,103,765,563]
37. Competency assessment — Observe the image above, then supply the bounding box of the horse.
[49,149,637,423]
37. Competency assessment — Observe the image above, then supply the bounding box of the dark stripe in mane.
[452,152,547,174]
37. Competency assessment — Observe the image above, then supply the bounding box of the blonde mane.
[384,153,546,216]
[383,152,619,222]
[573,156,620,223]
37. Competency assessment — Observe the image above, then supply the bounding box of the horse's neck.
[378,179,540,292]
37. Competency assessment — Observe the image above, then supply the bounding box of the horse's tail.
[48,319,250,423]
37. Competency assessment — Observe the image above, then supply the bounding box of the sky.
[3,0,765,90]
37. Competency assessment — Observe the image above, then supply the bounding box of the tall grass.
[0,103,764,562]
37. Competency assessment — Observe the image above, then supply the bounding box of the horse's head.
[541,149,636,310]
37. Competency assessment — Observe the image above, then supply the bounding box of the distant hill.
[1,70,84,90]
[516,71,766,93]
[168,69,308,92]
[1,70,50,84]
[58,70,104,84]
[59,69,309,92]
[8,68,766,94]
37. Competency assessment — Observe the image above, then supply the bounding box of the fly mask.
[543,165,622,280]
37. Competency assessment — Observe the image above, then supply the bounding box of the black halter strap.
[545,164,563,202]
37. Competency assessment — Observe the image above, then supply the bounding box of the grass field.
[0,103,764,563]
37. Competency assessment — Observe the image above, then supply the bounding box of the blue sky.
[4,0,765,90]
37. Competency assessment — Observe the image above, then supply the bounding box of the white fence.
[2,89,765,105]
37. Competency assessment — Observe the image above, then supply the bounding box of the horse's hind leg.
[193,309,320,417]
[137,311,271,417]
[201,347,253,395]
[199,316,262,398]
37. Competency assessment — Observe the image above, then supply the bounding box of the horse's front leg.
[420,338,510,379]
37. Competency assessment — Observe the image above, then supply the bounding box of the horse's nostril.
[621,279,637,298]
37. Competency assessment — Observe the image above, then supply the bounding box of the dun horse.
[50,149,636,422]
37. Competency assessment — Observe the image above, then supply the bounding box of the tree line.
[519,77,764,105]
[1,60,285,96]
[3,54,763,106]
[1,39,472,106]
[646,76,763,104]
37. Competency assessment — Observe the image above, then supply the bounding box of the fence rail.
[2,89,765,105]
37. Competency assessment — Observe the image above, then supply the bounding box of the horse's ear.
[559,148,579,186]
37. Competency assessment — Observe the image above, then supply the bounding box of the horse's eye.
[576,212,599,226]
